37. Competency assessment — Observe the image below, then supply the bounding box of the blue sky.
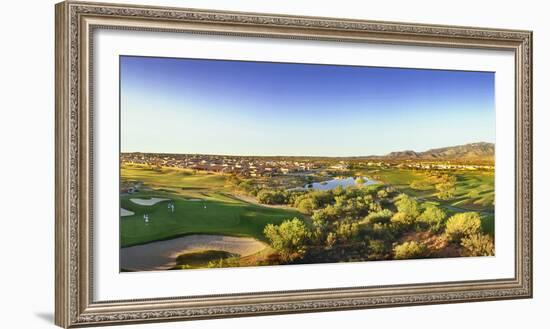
[120,56,495,156]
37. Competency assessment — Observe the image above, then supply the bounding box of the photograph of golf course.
[119,56,496,272]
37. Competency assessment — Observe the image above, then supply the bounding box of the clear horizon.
[120,141,493,158]
[120,56,495,156]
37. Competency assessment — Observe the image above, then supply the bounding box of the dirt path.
[120,234,267,271]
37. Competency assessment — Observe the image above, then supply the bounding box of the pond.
[292,176,378,191]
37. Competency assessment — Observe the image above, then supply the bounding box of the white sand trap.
[120,235,267,271]
[120,208,134,217]
[129,197,169,206]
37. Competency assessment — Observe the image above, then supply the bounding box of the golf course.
[118,54,498,272]
[120,164,304,270]
[359,167,495,234]
[120,158,495,271]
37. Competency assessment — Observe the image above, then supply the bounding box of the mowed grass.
[122,164,227,196]
[120,165,304,247]
[121,192,303,247]
[364,168,424,186]
[364,168,494,213]
[451,171,495,210]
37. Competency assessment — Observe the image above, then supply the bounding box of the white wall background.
[0,0,546,328]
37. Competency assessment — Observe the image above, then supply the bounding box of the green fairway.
[451,171,495,210]
[120,165,304,247]
[121,164,228,198]
[364,168,424,186]
[363,167,494,214]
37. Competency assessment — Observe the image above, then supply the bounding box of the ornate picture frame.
[55,1,532,327]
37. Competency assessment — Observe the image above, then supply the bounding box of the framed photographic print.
[55,1,533,327]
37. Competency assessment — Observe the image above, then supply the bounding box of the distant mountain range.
[371,142,494,162]
[124,142,495,163]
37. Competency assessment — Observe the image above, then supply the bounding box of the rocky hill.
[379,142,494,162]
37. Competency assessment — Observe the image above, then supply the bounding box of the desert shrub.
[445,212,482,243]
[293,190,334,214]
[360,184,380,195]
[256,189,288,205]
[238,180,258,195]
[171,250,241,269]
[461,233,495,256]
[334,221,360,243]
[418,204,446,233]
[206,257,240,268]
[172,264,193,270]
[176,250,237,267]
[264,218,310,262]
[325,232,337,248]
[369,201,382,213]
[391,194,420,227]
[311,206,340,222]
[393,241,428,259]
[435,174,457,200]
[333,185,346,196]
[365,222,397,241]
[332,195,373,219]
[310,216,329,244]
[364,209,394,225]
[376,189,389,199]
[367,239,391,260]
[294,197,316,214]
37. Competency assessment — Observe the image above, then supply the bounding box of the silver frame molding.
[55,1,533,327]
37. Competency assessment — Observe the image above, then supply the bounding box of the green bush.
[292,190,334,214]
[256,189,288,205]
[325,232,337,248]
[461,233,495,256]
[264,218,310,262]
[445,212,482,243]
[376,189,389,199]
[368,239,390,260]
[391,194,420,227]
[365,222,397,241]
[238,180,257,195]
[206,257,240,268]
[364,209,394,225]
[393,241,428,259]
[334,221,360,243]
[175,250,237,267]
[434,174,457,200]
[418,204,446,233]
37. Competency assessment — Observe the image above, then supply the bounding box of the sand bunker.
[120,208,134,217]
[129,197,169,206]
[120,235,267,271]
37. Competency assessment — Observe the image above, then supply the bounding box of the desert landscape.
[119,55,495,271]
[120,142,495,271]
